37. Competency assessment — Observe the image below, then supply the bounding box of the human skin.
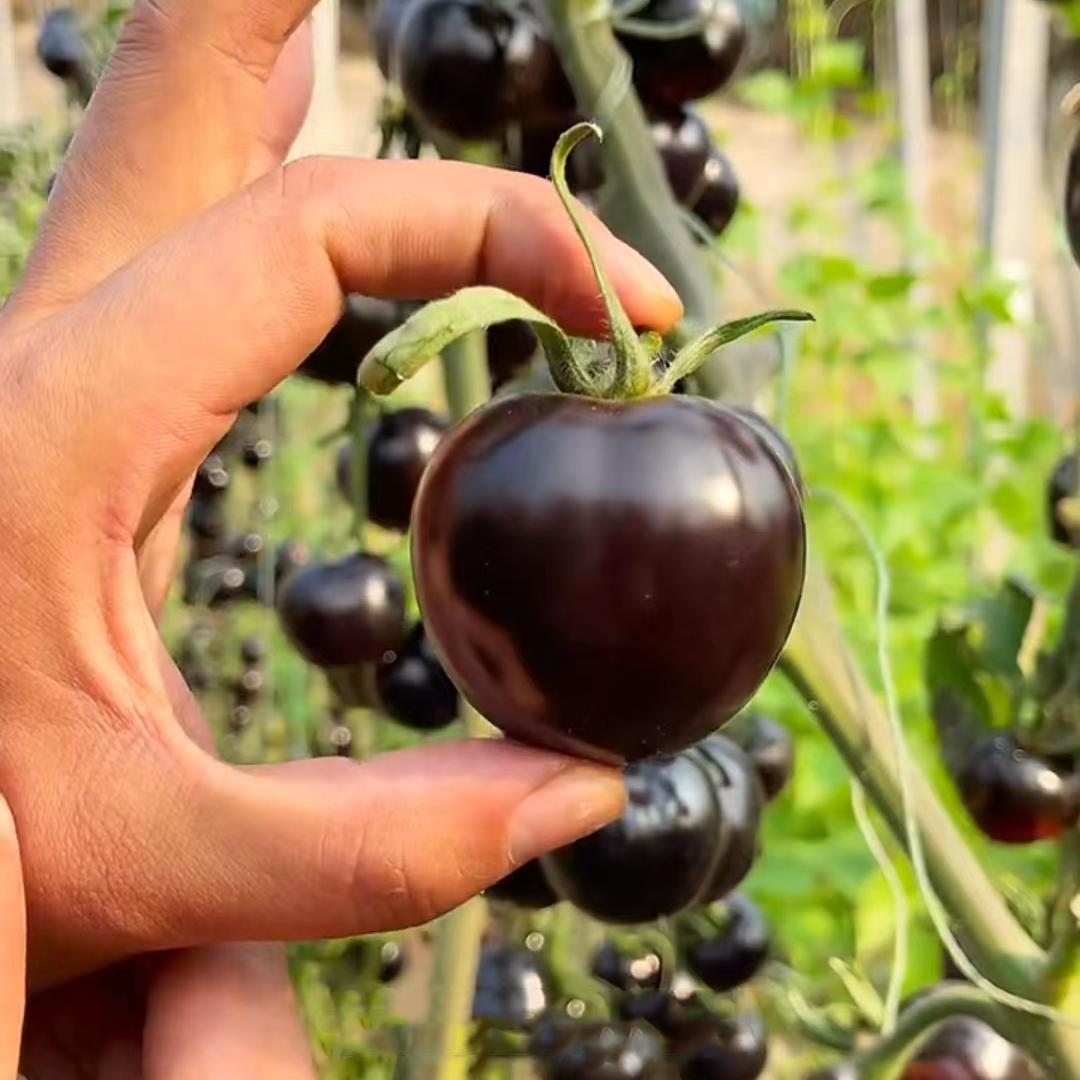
[0,0,687,1073]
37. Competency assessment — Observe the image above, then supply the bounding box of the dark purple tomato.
[374,0,413,78]
[691,150,739,236]
[37,8,94,104]
[241,436,274,469]
[672,1014,768,1080]
[729,712,795,801]
[241,638,266,667]
[1049,454,1079,549]
[691,736,765,900]
[375,623,459,730]
[686,894,769,992]
[618,0,745,110]
[902,1018,1042,1080]
[487,320,540,389]
[300,296,404,385]
[187,495,228,548]
[472,945,550,1028]
[650,108,713,204]
[413,394,806,763]
[233,667,265,708]
[377,940,408,983]
[592,941,663,993]
[726,409,802,496]
[194,454,230,500]
[617,990,701,1039]
[1067,130,1080,269]
[486,859,560,908]
[958,734,1078,845]
[397,0,574,141]
[530,1018,673,1080]
[541,753,728,923]
[277,554,407,669]
[337,408,449,532]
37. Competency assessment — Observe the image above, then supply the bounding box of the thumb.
[0,795,25,1080]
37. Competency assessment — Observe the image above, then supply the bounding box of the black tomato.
[729,712,796,801]
[241,638,266,667]
[691,149,740,236]
[617,988,702,1039]
[540,753,728,923]
[618,0,745,110]
[650,108,713,204]
[686,893,770,992]
[241,436,274,469]
[375,623,459,730]
[376,940,408,984]
[397,0,573,141]
[958,734,1079,845]
[1049,453,1080,549]
[486,859,560,908]
[37,8,94,103]
[671,1014,768,1080]
[194,454,230,500]
[691,736,764,900]
[337,408,449,532]
[592,941,664,993]
[277,554,407,669]
[472,945,550,1028]
[187,495,228,550]
[374,0,413,78]
[1067,130,1080,269]
[530,1018,672,1080]
[300,296,404,385]
[413,394,806,763]
[487,320,540,389]
[726,408,803,496]
[902,1018,1041,1080]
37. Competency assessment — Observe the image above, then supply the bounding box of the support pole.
[979,0,1050,417]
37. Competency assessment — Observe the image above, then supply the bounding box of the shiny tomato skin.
[540,752,728,923]
[902,1018,1042,1080]
[686,893,770,992]
[412,393,806,763]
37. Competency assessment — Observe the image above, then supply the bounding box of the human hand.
[1,0,684,997]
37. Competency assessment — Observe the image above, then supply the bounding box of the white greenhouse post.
[979,0,1051,418]
[892,0,936,425]
[0,0,20,129]
[295,0,341,156]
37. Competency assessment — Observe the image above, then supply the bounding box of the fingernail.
[507,765,626,865]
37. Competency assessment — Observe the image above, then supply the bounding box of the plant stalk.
[408,337,494,1080]
[544,0,748,401]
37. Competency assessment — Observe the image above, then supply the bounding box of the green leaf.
[357,286,584,395]
[656,309,815,393]
[967,578,1035,680]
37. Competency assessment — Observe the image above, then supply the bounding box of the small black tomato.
[337,407,449,532]
[413,394,806,763]
[617,988,701,1040]
[397,0,573,141]
[37,8,94,103]
[541,752,728,923]
[300,296,405,385]
[591,941,664,993]
[374,0,413,78]
[530,1017,672,1080]
[686,894,770,992]
[472,945,550,1028]
[618,0,746,110]
[277,554,407,669]
[729,712,796,802]
[958,734,1078,845]
[375,623,459,730]
[690,149,740,236]
[650,108,713,204]
[692,736,765,901]
[902,1018,1041,1080]
[1066,129,1080,270]
[194,454,231,500]
[487,319,540,389]
[672,1014,768,1080]
[486,859,560,909]
[1048,453,1080,549]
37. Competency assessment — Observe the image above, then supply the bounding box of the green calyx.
[356,123,813,402]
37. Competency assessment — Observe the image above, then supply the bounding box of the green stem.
[782,560,1044,993]
[1047,830,1080,988]
[408,341,495,1080]
[349,388,377,545]
[441,333,492,420]
[550,123,651,397]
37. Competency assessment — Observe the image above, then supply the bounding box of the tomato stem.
[348,387,377,544]
[550,123,653,398]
